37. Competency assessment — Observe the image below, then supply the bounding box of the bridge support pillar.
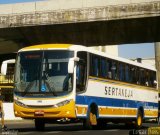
[155,42,160,92]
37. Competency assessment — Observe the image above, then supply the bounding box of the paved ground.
[1,120,160,135]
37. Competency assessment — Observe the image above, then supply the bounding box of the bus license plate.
[34,110,44,116]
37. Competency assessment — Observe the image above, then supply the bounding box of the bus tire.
[125,122,134,129]
[35,119,45,131]
[157,116,160,125]
[135,110,143,129]
[96,119,106,129]
[83,106,97,130]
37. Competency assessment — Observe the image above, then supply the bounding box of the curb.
[0,119,33,123]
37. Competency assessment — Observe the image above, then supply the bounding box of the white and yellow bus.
[0,59,15,84]
[14,44,158,130]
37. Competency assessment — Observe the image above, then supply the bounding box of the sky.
[0,0,155,59]
[118,43,155,59]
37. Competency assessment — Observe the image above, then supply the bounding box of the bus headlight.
[14,100,28,108]
[55,99,71,107]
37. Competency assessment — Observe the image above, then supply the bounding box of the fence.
[0,74,14,85]
[0,74,14,103]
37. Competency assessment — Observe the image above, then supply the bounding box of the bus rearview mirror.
[1,63,7,75]
[1,59,15,75]
[68,57,79,74]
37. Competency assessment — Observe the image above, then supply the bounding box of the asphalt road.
[1,120,159,135]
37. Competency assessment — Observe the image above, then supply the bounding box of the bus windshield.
[15,50,74,97]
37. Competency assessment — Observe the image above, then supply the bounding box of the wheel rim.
[137,114,142,126]
[89,112,97,125]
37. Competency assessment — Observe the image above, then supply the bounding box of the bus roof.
[19,44,156,71]
[19,44,72,52]
[70,45,156,71]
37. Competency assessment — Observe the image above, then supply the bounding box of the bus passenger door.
[76,62,86,92]
[76,52,87,93]
[75,52,88,117]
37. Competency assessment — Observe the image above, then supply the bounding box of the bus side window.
[119,63,125,81]
[139,68,145,85]
[132,67,137,84]
[136,67,140,84]
[145,70,150,86]
[129,66,133,83]
[111,61,117,80]
[149,71,156,87]
[106,59,112,79]
[94,57,99,77]
[101,58,107,78]
[125,64,129,82]
[91,55,100,77]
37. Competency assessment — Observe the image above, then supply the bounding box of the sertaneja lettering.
[105,86,133,98]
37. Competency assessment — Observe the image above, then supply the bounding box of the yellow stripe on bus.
[76,105,158,117]
[21,44,71,51]
[76,106,88,115]
[144,110,158,117]
[99,107,137,116]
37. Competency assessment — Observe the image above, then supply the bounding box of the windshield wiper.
[44,72,57,96]
[44,80,57,96]
[22,81,35,97]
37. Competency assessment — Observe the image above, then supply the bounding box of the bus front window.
[15,50,74,97]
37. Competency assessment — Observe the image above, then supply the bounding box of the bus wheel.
[125,122,134,129]
[96,119,106,129]
[83,108,97,129]
[35,119,45,131]
[135,110,143,128]
[158,116,160,125]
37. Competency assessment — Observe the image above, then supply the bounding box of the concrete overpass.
[0,0,160,55]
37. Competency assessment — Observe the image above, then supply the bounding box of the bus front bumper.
[14,100,76,119]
